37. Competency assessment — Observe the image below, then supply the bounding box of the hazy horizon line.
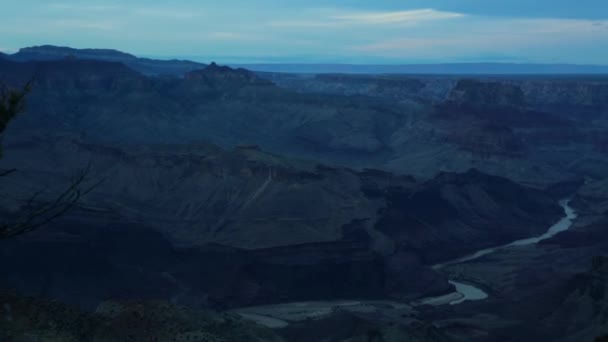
[4,44,608,67]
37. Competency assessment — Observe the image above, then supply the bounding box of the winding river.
[425,199,577,306]
[236,200,579,327]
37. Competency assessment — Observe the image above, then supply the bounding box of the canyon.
[1,46,608,341]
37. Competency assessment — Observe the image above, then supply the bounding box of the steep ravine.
[422,199,578,306]
[230,201,575,328]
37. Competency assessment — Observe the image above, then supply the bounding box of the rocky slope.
[3,57,606,188]
[0,132,563,310]
[0,57,579,313]
[375,169,562,264]
[246,63,608,75]
[547,256,608,341]
[420,210,608,341]
[268,73,608,183]
[1,48,606,341]
[1,58,402,157]
[575,178,608,215]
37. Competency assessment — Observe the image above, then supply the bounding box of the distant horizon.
[4,44,608,68]
[2,1,607,65]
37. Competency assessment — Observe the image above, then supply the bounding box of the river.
[425,199,577,306]
[235,200,579,326]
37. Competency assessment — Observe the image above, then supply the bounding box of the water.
[429,199,577,305]
[448,280,489,305]
[506,199,577,247]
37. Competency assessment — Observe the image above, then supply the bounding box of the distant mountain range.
[2,45,608,76]
[4,45,207,76]
[233,63,608,75]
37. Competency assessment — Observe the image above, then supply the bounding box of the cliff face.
[185,62,272,86]
[262,73,436,103]
[2,58,402,158]
[2,58,606,187]
[0,56,595,312]
[0,137,375,249]
[266,75,608,182]
[518,80,608,119]
[3,47,608,342]
[434,79,584,160]
[444,79,525,111]
[576,178,608,215]
[268,73,608,116]
[0,135,562,254]
[375,169,562,264]
[0,130,563,309]
[0,57,144,84]
[539,256,608,342]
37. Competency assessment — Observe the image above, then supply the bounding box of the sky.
[1,0,608,64]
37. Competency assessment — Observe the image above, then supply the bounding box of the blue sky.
[2,0,608,64]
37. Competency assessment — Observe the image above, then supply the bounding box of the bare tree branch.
[0,80,32,159]
[0,164,104,239]
[0,80,103,239]
[0,168,16,177]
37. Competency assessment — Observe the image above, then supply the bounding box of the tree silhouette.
[0,81,30,167]
[0,82,99,239]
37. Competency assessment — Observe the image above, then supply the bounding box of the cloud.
[269,8,464,27]
[352,38,456,52]
[207,32,260,41]
[46,3,199,20]
[133,8,200,20]
[50,19,118,31]
[268,20,338,28]
[45,3,121,12]
[349,17,608,56]
[332,9,464,24]
[4,2,607,64]
[516,18,608,35]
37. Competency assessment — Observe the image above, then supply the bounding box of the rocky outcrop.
[444,79,526,111]
[0,134,563,309]
[518,80,608,120]
[437,79,574,128]
[3,57,606,186]
[375,169,563,264]
[0,57,145,86]
[0,136,424,308]
[540,257,608,342]
[1,58,400,157]
[262,73,433,103]
[575,179,608,215]
[3,46,608,342]
[0,136,376,249]
[269,73,608,121]
[266,75,606,184]
[185,62,271,85]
